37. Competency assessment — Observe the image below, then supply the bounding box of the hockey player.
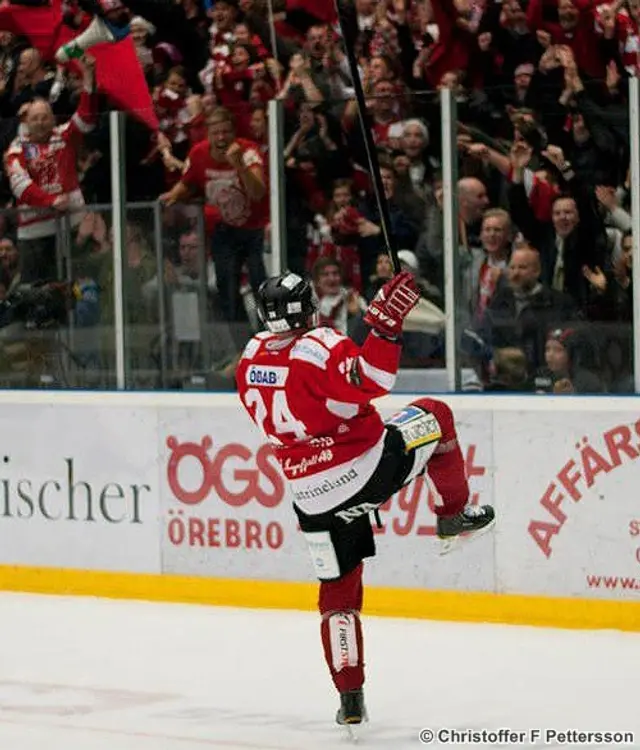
[235,269,495,729]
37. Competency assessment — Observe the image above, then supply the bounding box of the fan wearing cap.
[236,270,495,728]
[511,62,536,107]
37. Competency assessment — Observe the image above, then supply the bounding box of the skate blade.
[345,724,359,743]
[438,517,496,556]
[339,711,368,743]
[343,719,367,743]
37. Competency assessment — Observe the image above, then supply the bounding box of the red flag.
[84,37,159,131]
[0,0,158,131]
[0,2,65,59]
[285,0,337,24]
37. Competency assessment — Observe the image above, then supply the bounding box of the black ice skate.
[336,688,367,726]
[436,504,495,555]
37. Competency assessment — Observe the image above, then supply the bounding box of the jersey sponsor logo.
[329,612,359,671]
[246,365,289,387]
[283,449,334,477]
[292,467,358,503]
[290,340,329,369]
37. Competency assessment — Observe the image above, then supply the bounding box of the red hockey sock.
[411,398,469,517]
[319,563,365,693]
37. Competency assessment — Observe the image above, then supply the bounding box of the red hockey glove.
[363,270,420,338]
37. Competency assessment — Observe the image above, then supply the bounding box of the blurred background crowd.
[0,0,635,394]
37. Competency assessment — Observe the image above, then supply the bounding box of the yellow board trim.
[0,565,638,632]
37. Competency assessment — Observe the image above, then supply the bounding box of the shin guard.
[319,564,365,693]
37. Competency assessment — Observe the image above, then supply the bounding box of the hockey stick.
[266,0,283,88]
[333,0,408,534]
[333,0,401,274]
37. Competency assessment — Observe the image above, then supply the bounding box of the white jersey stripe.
[359,357,396,390]
[326,399,360,419]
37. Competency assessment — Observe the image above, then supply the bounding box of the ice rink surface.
[0,592,639,750]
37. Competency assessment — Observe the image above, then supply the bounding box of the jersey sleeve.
[66,90,97,145]
[5,142,57,208]
[292,327,401,405]
[181,144,204,190]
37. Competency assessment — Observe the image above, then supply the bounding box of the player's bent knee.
[410,397,456,442]
[385,401,444,484]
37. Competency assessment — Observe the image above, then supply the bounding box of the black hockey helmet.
[256,272,317,333]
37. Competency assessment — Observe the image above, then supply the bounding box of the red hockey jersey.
[5,90,97,240]
[236,326,400,515]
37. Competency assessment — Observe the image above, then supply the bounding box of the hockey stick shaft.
[333,0,402,274]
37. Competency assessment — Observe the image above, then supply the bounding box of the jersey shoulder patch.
[290,336,330,370]
[305,326,346,350]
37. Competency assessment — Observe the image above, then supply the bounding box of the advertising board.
[0,391,637,608]
[0,402,161,573]
[159,405,308,581]
[495,410,640,600]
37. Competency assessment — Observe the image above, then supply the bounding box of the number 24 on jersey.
[244,388,308,443]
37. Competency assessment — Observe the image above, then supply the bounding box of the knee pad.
[410,398,456,443]
[385,403,443,450]
[385,402,443,484]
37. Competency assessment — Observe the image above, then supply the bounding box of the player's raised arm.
[296,271,421,404]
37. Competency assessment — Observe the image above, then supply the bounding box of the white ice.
[0,592,638,750]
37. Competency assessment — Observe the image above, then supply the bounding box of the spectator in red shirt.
[159,105,268,325]
[4,54,97,284]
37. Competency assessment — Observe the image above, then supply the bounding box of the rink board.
[0,391,638,631]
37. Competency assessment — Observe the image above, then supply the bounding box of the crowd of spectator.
[0,0,635,393]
